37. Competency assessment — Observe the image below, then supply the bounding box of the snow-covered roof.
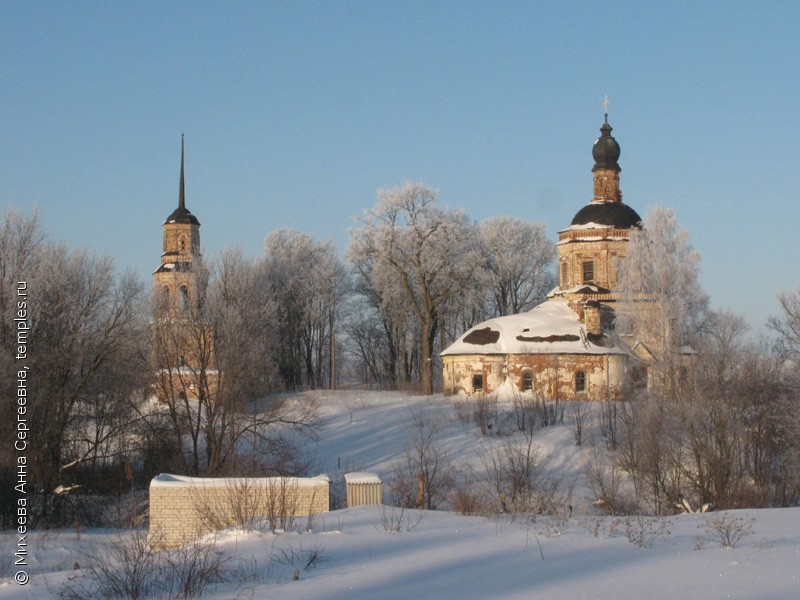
[344,472,382,484]
[150,473,330,488]
[153,260,193,275]
[441,299,626,357]
[157,367,220,374]
[548,284,609,297]
[556,233,632,245]
[566,221,611,230]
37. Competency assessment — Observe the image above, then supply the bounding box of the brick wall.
[442,353,627,400]
[149,474,330,548]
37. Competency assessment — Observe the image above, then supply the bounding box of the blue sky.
[2,1,798,332]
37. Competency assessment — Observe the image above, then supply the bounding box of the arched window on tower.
[560,262,569,288]
[179,286,189,311]
[161,285,169,310]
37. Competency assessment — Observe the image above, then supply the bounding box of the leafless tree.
[477,216,556,316]
[767,286,800,505]
[150,261,217,475]
[583,441,633,515]
[26,244,149,520]
[481,428,543,514]
[348,182,481,394]
[617,395,688,514]
[0,209,45,524]
[389,409,453,509]
[769,285,800,360]
[348,236,419,388]
[150,248,315,476]
[0,209,44,358]
[618,308,797,512]
[570,401,588,446]
[264,230,348,390]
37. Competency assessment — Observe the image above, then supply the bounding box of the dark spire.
[164,134,200,225]
[179,134,185,210]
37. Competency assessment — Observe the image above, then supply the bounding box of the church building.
[441,113,643,400]
[153,135,202,314]
[151,136,216,402]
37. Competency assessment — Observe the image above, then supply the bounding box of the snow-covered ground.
[2,391,799,599]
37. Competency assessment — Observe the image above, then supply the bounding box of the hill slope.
[2,391,798,599]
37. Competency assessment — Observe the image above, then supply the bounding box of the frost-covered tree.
[478,216,556,316]
[0,209,44,421]
[768,284,800,505]
[28,245,149,519]
[769,285,800,361]
[341,294,404,388]
[0,209,43,355]
[616,205,708,396]
[210,248,279,403]
[264,230,348,390]
[348,182,481,395]
[0,209,155,522]
[349,236,421,388]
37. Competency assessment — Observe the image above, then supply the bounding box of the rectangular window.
[582,260,594,283]
[575,371,586,393]
[522,371,533,391]
[560,262,568,287]
[472,374,483,394]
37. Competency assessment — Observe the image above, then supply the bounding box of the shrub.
[621,515,672,548]
[694,512,755,549]
[192,477,313,534]
[60,530,231,599]
[378,505,423,533]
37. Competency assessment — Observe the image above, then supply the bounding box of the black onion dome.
[570,202,642,229]
[592,118,621,172]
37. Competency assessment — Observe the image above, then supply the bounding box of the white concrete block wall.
[149,474,330,547]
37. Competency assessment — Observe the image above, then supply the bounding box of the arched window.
[179,286,189,311]
[560,262,569,287]
[161,285,169,309]
[522,370,533,391]
[575,370,586,393]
